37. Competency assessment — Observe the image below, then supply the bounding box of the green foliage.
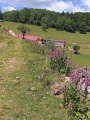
[0,10,3,20]
[55,17,66,31]
[50,48,67,74]
[17,24,30,39]
[79,22,87,34]
[86,26,90,32]
[65,19,76,33]
[65,66,72,77]
[2,8,90,34]
[7,40,14,45]
[18,8,30,23]
[44,41,55,49]
[41,23,48,31]
[27,42,45,55]
[73,45,80,54]
[63,84,89,120]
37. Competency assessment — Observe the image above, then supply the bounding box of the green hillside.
[0,21,90,67]
[0,30,74,119]
[0,21,90,119]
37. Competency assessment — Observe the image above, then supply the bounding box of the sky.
[0,0,90,13]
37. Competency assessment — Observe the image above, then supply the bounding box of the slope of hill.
[0,21,90,44]
[0,21,90,67]
[0,32,73,119]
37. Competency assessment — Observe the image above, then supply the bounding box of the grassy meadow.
[0,21,90,67]
[0,30,72,119]
[0,21,90,119]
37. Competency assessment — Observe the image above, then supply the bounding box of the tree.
[17,24,30,39]
[9,10,19,22]
[73,45,80,54]
[41,23,48,31]
[19,8,30,23]
[64,19,76,33]
[0,10,3,20]
[55,17,65,31]
[79,22,87,34]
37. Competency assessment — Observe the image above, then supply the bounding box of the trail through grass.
[0,33,72,119]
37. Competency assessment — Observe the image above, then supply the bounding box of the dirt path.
[0,37,24,119]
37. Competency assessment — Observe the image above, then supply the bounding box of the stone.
[82,82,85,91]
[16,76,20,79]
[87,86,90,94]
[87,94,90,98]
[51,82,65,95]
[31,87,37,91]
[65,77,70,83]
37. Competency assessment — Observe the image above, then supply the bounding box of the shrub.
[17,24,30,39]
[49,47,72,76]
[63,83,89,120]
[41,23,48,31]
[73,45,80,54]
[50,47,67,73]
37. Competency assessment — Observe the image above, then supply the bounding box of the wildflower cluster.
[50,47,67,71]
[85,70,89,88]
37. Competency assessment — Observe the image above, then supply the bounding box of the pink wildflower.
[76,69,80,78]
[67,60,69,68]
[50,51,53,60]
[57,71,63,80]
[69,100,72,108]
[58,48,62,58]
[85,71,89,88]
[70,69,75,82]
[54,47,57,53]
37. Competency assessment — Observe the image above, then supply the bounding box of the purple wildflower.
[54,47,57,53]
[69,100,72,108]
[85,71,89,88]
[67,60,69,68]
[70,69,75,82]
[58,48,62,58]
[76,69,80,78]
[50,51,53,60]
[57,71,63,80]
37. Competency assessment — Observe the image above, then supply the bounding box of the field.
[1,21,90,67]
[0,31,72,119]
[0,21,90,119]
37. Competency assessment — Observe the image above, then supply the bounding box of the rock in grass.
[65,77,70,83]
[16,76,20,79]
[51,82,65,95]
[31,87,37,91]
[87,86,90,94]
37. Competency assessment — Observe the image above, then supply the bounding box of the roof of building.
[43,39,64,43]
[19,34,41,41]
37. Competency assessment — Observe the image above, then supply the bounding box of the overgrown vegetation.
[73,45,80,54]
[0,32,72,120]
[17,24,30,39]
[0,21,90,119]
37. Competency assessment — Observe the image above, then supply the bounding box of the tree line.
[0,8,90,34]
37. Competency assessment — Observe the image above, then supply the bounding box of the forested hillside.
[1,8,90,33]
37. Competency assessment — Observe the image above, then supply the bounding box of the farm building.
[8,29,16,36]
[18,34,42,43]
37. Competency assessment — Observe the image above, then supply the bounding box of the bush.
[41,23,48,31]
[63,83,89,120]
[73,45,80,54]
[50,47,66,72]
